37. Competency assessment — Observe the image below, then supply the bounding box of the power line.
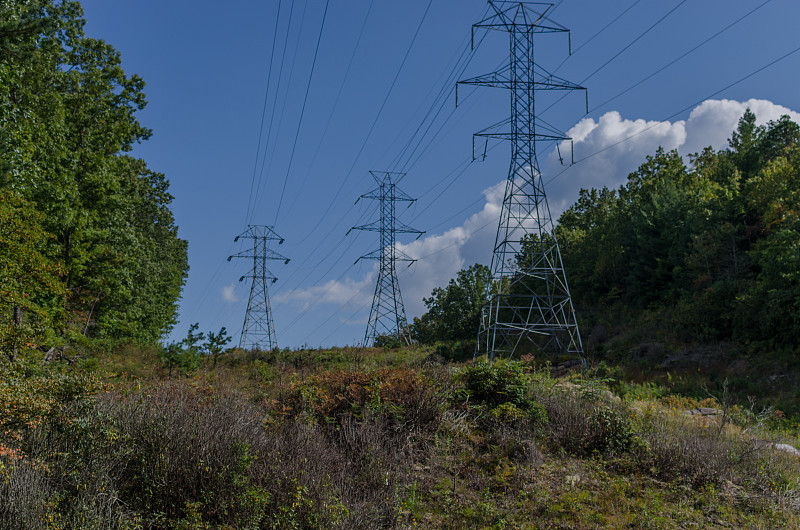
[551,0,642,74]
[245,0,283,225]
[385,14,492,173]
[272,0,331,225]
[540,0,688,118]
[591,0,774,113]
[283,0,376,217]
[294,0,435,247]
[248,0,298,225]
[545,40,800,186]
[270,3,488,307]
[254,0,311,220]
[581,0,688,85]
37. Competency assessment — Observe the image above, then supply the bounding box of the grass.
[1,345,799,528]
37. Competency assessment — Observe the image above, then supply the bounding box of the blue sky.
[79,0,800,348]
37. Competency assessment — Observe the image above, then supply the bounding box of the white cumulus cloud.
[546,98,800,215]
[221,283,239,303]
[275,269,377,312]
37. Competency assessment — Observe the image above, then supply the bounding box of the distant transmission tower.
[459,1,586,362]
[228,225,290,350]
[349,171,424,347]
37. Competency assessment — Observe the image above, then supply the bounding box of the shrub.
[433,340,475,362]
[541,387,635,455]
[633,409,749,488]
[374,333,403,349]
[288,367,446,432]
[0,356,107,430]
[459,360,531,409]
[157,342,201,376]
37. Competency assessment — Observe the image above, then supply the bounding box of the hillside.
[1,347,799,528]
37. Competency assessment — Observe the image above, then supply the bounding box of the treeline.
[558,110,800,351]
[413,110,800,356]
[0,0,187,354]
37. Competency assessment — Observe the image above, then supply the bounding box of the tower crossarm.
[458,65,586,93]
[473,2,569,34]
[354,247,417,265]
[227,249,290,264]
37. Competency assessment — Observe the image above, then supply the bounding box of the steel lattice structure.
[459,1,586,362]
[349,172,424,347]
[228,225,290,350]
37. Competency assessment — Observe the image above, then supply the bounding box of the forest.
[1,1,800,528]
[0,0,188,354]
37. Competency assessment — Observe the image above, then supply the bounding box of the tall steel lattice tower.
[459,1,586,362]
[228,225,290,350]
[349,172,424,347]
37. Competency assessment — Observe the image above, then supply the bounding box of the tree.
[204,326,232,368]
[0,0,188,344]
[0,189,65,359]
[412,264,492,344]
[553,109,800,349]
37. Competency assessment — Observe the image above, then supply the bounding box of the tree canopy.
[557,109,800,349]
[0,0,188,349]
[412,263,491,344]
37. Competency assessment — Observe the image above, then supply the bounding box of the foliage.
[203,326,232,367]
[0,189,65,359]
[459,360,532,409]
[157,341,200,377]
[556,110,800,350]
[374,332,403,349]
[0,354,107,430]
[2,348,799,528]
[432,340,475,362]
[411,263,491,344]
[0,0,187,344]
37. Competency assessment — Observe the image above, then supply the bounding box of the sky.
[78,0,800,348]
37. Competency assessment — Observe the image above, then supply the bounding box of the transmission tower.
[228,225,290,350]
[348,171,424,347]
[458,1,586,362]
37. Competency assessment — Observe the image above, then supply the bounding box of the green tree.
[553,109,800,349]
[0,189,65,359]
[204,326,232,368]
[412,264,492,344]
[0,0,188,344]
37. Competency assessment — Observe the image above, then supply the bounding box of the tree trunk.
[9,305,20,361]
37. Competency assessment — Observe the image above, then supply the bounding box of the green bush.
[157,342,200,376]
[460,360,531,409]
[589,403,636,454]
[433,340,475,362]
[543,390,635,456]
[374,333,403,349]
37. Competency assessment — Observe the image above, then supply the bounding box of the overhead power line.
[245,0,283,225]
[273,0,332,225]
[551,0,642,74]
[591,0,774,113]
[546,40,800,185]
[248,0,298,225]
[294,0,435,246]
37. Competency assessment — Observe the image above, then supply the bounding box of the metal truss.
[349,171,424,347]
[459,1,586,363]
[228,225,290,350]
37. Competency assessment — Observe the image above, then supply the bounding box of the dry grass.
[1,353,798,528]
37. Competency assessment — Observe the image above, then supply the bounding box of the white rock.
[773,443,800,456]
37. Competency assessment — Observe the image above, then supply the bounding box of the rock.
[773,443,800,457]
